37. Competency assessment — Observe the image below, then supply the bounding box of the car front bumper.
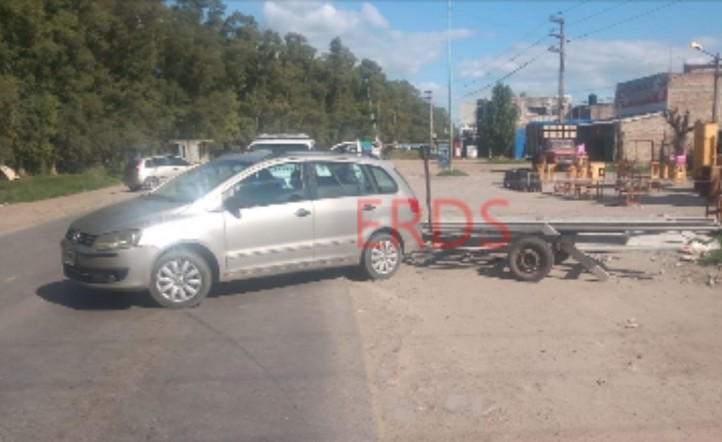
[60,238,157,291]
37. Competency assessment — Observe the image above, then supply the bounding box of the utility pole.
[713,52,720,125]
[365,78,376,139]
[424,90,434,149]
[423,90,433,227]
[447,0,453,169]
[549,13,566,124]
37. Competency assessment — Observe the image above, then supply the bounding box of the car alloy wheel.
[149,249,212,308]
[362,232,402,280]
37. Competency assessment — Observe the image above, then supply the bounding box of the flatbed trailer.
[416,149,722,282]
[419,217,721,282]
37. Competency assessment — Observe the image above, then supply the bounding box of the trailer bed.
[416,216,721,282]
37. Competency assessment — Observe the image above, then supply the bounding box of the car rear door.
[308,160,379,265]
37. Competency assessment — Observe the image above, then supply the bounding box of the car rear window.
[168,157,190,166]
[367,165,398,194]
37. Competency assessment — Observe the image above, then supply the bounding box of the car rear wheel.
[149,249,212,308]
[144,176,160,190]
[361,232,402,280]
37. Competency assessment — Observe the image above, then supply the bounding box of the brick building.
[613,65,718,163]
[568,94,615,120]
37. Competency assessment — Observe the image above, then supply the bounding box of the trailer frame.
[416,150,721,282]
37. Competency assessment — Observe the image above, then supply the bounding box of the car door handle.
[362,204,376,211]
[295,208,311,217]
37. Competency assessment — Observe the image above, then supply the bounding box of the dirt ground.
[2,159,721,442]
[349,159,722,442]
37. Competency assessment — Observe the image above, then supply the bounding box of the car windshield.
[147,157,253,203]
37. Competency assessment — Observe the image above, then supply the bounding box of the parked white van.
[247,133,315,153]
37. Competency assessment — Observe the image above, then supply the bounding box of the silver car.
[123,155,194,191]
[61,150,423,308]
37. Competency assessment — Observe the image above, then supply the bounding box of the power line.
[456,1,601,91]
[567,0,632,27]
[567,0,681,43]
[454,0,593,89]
[457,0,682,102]
[457,49,549,100]
[457,23,550,89]
[457,0,633,92]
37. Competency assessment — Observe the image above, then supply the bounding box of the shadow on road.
[37,268,358,310]
[210,267,356,299]
[36,280,157,310]
[406,249,656,282]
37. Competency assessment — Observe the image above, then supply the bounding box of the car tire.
[145,176,160,190]
[507,236,553,282]
[148,249,213,308]
[360,232,402,280]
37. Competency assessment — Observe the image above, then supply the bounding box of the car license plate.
[63,249,76,266]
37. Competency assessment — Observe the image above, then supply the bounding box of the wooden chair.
[674,164,686,184]
[649,160,661,191]
[535,162,546,182]
[616,160,629,180]
[546,163,557,182]
[706,169,722,221]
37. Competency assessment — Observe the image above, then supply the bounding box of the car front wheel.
[149,249,212,308]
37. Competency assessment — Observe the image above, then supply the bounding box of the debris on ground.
[678,235,721,262]
[618,317,640,329]
[707,275,718,287]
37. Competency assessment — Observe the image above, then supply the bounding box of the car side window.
[152,157,169,167]
[312,162,372,199]
[367,165,398,194]
[168,157,190,166]
[228,162,307,208]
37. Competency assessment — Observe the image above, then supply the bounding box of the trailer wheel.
[507,236,554,282]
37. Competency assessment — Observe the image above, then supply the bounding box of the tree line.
[0,0,453,176]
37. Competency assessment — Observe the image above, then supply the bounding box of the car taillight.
[408,198,420,214]
[135,160,142,171]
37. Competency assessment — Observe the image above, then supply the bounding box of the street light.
[691,41,721,124]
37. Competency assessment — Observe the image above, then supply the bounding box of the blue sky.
[223,1,722,123]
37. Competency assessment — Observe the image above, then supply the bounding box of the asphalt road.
[0,218,377,442]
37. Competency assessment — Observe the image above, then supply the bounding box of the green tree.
[0,0,451,174]
[479,82,519,157]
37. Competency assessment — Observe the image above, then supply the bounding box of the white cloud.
[456,37,718,105]
[260,1,474,77]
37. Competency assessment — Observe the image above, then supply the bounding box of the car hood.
[69,195,191,235]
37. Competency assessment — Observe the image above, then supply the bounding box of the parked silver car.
[61,150,423,308]
[123,155,194,191]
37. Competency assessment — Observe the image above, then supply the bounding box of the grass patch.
[0,171,121,204]
[437,168,468,176]
[478,156,528,164]
[702,233,722,265]
[386,149,422,160]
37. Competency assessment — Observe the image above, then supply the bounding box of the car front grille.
[66,228,98,247]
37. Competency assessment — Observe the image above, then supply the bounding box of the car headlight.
[94,229,142,251]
